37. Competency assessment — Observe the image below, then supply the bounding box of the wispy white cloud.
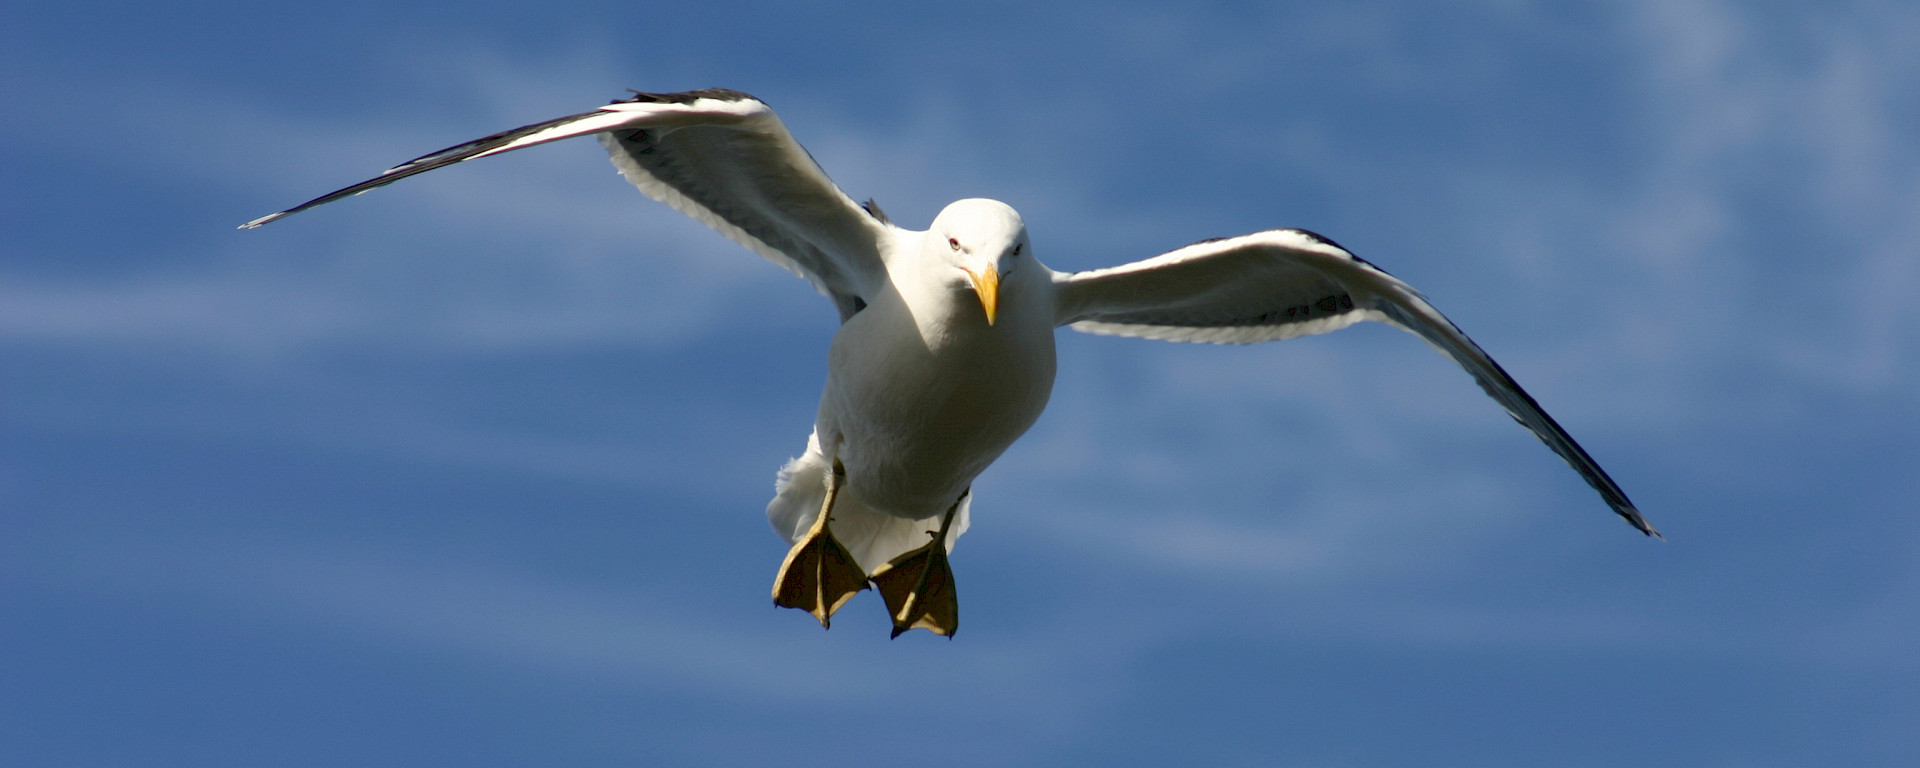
[9,530,1147,758]
[1,69,832,354]
[26,536,877,699]
[10,6,1920,764]
[11,2,1920,629]
[1612,0,1920,397]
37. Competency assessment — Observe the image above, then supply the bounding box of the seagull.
[242,88,1659,638]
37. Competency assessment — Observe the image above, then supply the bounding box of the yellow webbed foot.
[772,526,869,628]
[869,538,958,638]
[772,457,867,629]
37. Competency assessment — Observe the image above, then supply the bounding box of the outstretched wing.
[241,89,889,320]
[1053,229,1659,538]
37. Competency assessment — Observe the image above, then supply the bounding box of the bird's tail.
[768,433,970,574]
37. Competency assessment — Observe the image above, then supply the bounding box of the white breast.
[815,258,1057,517]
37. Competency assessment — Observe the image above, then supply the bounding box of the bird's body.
[765,203,1058,576]
[244,88,1658,637]
[819,204,1054,522]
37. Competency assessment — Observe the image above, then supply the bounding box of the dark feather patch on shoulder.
[1280,228,1395,275]
[862,198,892,225]
[617,88,759,105]
[1281,228,1348,252]
[1349,252,1392,275]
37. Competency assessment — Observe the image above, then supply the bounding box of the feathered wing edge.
[592,103,891,320]
[238,90,891,320]
[1054,229,1659,538]
[1368,278,1661,538]
[238,104,675,229]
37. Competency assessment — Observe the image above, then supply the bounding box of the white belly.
[816,284,1056,517]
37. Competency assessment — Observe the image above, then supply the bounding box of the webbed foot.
[771,460,867,628]
[868,494,963,638]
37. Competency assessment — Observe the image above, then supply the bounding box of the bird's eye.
[1012,243,1023,256]
[948,237,961,251]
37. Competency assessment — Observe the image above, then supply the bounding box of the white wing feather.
[241,89,889,320]
[1054,229,1659,537]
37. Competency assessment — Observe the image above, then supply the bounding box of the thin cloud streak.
[19,534,1087,703]
[8,4,1920,763]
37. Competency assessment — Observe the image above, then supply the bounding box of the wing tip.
[1620,508,1663,540]
[238,212,284,230]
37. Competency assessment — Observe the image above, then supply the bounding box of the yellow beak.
[968,266,1001,325]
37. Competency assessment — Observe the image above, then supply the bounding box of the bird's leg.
[771,458,869,628]
[869,491,964,638]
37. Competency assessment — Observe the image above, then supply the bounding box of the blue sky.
[5,0,1917,765]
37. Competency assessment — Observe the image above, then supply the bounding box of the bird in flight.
[243,88,1659,638]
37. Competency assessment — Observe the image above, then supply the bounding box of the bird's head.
[931,198,1029,326]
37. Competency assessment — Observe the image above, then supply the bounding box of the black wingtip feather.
[619,88,758,105]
